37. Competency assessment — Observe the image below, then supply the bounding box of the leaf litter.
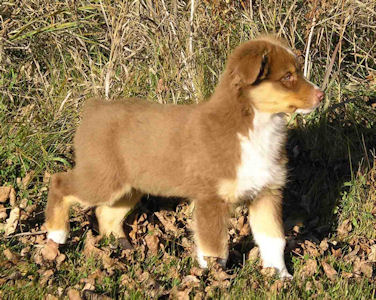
[1,182,376,298]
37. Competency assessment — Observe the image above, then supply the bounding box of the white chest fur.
[218,111,287,202]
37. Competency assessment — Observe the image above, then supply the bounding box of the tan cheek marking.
[248,83,294,113]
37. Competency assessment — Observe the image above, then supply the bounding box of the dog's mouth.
[295,103,320,114]
[294,88,324,114]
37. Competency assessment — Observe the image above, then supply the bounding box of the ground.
[0,0,376,299]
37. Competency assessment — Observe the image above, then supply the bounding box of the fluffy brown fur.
[45,36,323,278]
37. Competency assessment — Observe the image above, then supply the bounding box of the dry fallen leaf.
[248,247,259,261]
[368,245,376,262]
[4,207,20,236]
[171,287,191,300]
[0,210,7,221]
[22,171,34,188]
[120,273,137,290]
[43,171,51,184]
[331,248,342,258]
[322,262,337,280]
[319,239,329,252]
[83,230,102,256]
[261,267,277,278]
[82,282,95,292]
[0,186,11,203]
[155,211,178,233]
[19,198,28,209]
[33,250,44,265]
[305,281,313,291]
[270,279,284,293]
[40,269,54,285]
[337,219,352,236]
[303,240,320,257]
[67,289,82,300]
[341,271,353,279]
[56,254,66,267]
[41,239,60,261]
[190,267,204,277]
[300,259,317,278]
[9,188,16,207]
[360,262,373,278]
[345,245,360,262]
[3,248,19,263]
[239,222,251,236]
[145,234,159,255]
[83,291,112,300]
[181,275,200,288]
[20,246,31,257]
[83,230,116,271]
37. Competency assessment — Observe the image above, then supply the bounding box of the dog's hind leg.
[45,171,78,244]
[193,197,230,268]
[95,189,142,239]
[248,188,292,279]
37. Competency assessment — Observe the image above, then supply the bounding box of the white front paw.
[279,268,293,280]
[47,230,68,244]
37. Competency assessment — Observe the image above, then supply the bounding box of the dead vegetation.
[1,0,376,298]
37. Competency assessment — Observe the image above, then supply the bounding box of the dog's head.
[226,36,324,114]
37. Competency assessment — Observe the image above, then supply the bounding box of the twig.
[304,17,316,78]
[322,41,340,90]
[189,0,195,55]
[6,230,47,239]
[189,0,197,103]
[58,90,72,114]
[277,0,297,36]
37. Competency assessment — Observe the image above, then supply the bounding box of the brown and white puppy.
[45,36,323,279]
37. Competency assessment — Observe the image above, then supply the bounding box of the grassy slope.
[1,0,376,299]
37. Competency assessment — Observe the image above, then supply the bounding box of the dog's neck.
[206,74,286,133]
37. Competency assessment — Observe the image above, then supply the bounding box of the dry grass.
[1,0,376,298]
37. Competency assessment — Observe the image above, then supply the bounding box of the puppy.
[45,36,323,278]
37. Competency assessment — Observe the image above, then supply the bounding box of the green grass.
[1,0,376,298]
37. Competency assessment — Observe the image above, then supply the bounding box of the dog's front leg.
[248,188,292,279]
[193,197,230,268]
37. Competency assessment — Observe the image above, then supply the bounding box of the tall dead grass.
[1,1,375,101]
[0,0,375,138]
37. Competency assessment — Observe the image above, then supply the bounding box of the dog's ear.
[230,49,269,89]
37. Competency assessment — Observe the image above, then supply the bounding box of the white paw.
[47,230,68,244]
[197,250,208,268]
[279,268,293,280]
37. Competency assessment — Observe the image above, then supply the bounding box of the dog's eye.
[283,72,293,81]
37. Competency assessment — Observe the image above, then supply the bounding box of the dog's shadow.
[283,101,375,237]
